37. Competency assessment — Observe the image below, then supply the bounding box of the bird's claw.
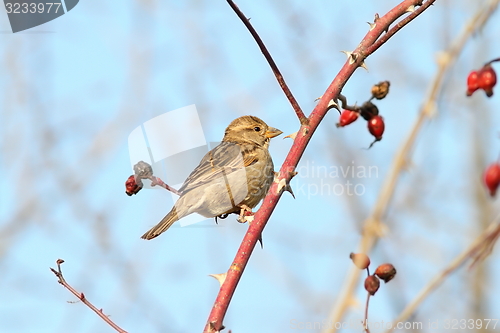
[237,205,254,223]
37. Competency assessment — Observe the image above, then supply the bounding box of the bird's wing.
[178,141,258,194]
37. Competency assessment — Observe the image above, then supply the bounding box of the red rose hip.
[337,110,359,127]
[479,65,497,97]
[484,163,500,197]
[367,115,385,140]
[466,70,480,96]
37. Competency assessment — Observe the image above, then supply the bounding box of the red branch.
[204,1,435,331]
[50,259,128,333]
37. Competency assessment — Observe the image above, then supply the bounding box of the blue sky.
[1,1,500,333]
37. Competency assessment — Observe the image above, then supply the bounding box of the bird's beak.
[265,127,283,139]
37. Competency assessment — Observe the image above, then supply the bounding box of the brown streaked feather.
[178,141,259,194]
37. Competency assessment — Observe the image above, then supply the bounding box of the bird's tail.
[141,209,179,240]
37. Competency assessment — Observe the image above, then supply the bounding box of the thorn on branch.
[367,21,376,31]
[341,50,356,64]
[326,99,341,113]
[341,51,368,70]
[208,321,225,333]
[209,273,228,287]
[360,61,369,71]
[283,131,297,140]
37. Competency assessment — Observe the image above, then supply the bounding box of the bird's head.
[223,115,282,147]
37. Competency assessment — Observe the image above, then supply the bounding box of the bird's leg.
[237,204,254,223]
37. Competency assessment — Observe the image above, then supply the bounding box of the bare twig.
[485,57,500,65]
[226,0,308,125]
[50,259,128,333]
[363,293,372,333]
[337,94,359,111]
[149,176,182,196]
[322,1,500,331]
[204,1,434,331]
[383,218,500,332]
[130,161,182,196]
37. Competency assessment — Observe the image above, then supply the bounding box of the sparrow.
[141,115,282,240]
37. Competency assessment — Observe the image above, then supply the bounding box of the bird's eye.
[253,126,261,132]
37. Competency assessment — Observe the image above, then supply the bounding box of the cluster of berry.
[350,253,396,296]
[338,106,385,142]
[466,64,497,97]
[336,81,389,148]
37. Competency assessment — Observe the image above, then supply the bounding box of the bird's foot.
[237,204,254,223]
[214,213,229,224]
[236,205,263,248]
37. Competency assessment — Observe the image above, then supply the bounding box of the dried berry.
[374,263,397,283]
[371,81,390,100]
[484,163,500,197]
[337,110,359,127]
[134,161,153,178]
[359,101,379,121]
[364,275,380,296]
[350,253,371,270]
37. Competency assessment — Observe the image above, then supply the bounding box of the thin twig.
[204,1,433,332]
[149,176,182,196]
[129,160,182,196]
[383,218,500,332]
[50,259,128,333]
[486,57,500,65]
[322,1,500,332]
[363,293,371,333]
[337,94,360,111]
[226,0,308,125]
